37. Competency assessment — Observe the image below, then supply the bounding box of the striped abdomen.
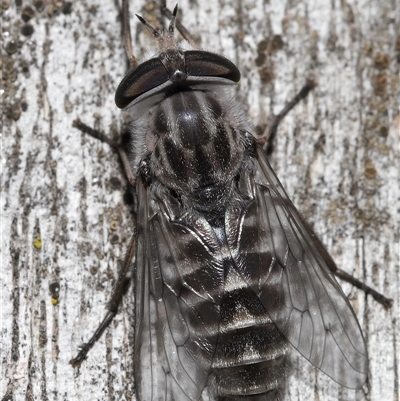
[163,206,288,401]
[212,261,287,401]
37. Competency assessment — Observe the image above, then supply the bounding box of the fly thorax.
[150,90,244,210]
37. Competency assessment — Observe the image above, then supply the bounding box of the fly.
[70,2,393,400]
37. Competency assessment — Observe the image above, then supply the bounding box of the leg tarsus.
[70,309,118,368]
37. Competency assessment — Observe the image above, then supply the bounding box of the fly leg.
[71,1,139,186]
[71,0,139,188]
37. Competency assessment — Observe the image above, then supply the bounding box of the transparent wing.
[134,178,223,401]
[231,145,368,389]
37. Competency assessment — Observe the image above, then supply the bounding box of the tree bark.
[2,0,399,400]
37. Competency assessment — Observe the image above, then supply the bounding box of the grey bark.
[1,0,399,400]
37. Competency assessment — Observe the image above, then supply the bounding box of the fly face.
[70,2,393,401]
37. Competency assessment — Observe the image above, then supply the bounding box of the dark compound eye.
[115,58,169,109]
[115,50,240,109]
[184,51,240,82]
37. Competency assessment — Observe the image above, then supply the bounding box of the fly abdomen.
[212,265,287,400]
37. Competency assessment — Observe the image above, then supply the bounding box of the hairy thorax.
[150,90,244,211]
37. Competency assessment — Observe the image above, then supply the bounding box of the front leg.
[70,117,138,367]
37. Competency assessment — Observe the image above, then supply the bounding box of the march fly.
[70,2,392,400]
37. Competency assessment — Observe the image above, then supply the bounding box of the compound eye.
[185,51,240,83]
[115,58,169,109]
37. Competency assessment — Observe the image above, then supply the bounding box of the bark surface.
[2,0,399,400]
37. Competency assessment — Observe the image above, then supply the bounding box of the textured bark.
[2,0,399,400]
